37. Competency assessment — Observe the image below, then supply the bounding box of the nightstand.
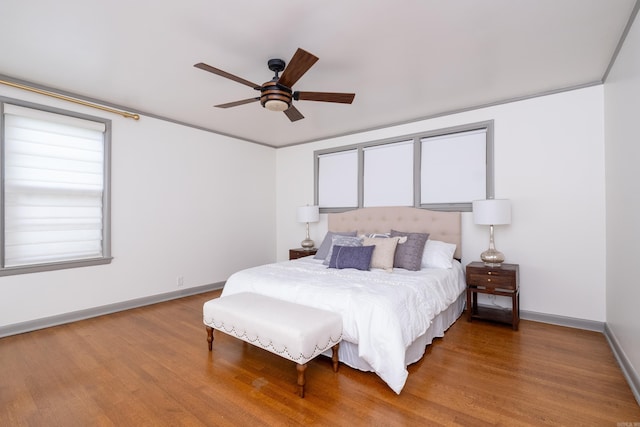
[289,248,317,260]
[466,262,520,330]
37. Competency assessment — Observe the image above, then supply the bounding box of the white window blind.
[3,104,106,267]
[314,121,492,211]
[420,129,486,204]
[317,150,358,208]
[363,140,413,207]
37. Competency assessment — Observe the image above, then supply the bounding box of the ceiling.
[1,0,637,148]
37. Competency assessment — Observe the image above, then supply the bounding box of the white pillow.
[421,240,456,269]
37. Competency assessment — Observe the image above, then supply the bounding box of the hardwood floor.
[1,289,638,426]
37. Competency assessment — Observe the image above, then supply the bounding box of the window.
[316,149,358,209]
[363,140,414,207]
[420,129,487,205]
[314,121,493,212]
[1,99,112,275]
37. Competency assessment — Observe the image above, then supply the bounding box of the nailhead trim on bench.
[208,317,342,362]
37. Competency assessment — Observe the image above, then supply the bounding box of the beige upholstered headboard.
[328,206,461,259]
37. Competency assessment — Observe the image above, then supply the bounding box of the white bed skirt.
[323,291,466,371]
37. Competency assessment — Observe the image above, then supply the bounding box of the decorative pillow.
[362,236,401,272]
[323,235,362,265]
[328,245,374,270]
[421,239,457,269]
[390,230,430,271]
[359,232,391,239]
[314,231,357,260]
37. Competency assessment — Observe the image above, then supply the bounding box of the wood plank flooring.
[1,289,639,426]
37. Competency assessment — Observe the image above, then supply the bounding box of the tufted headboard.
[328,206,461,259]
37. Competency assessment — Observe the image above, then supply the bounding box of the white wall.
[276,86,606,321]
[604,9,640,388]
[0,85,276,327]
[0,72,612,328]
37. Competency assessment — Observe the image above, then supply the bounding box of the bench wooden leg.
[331,343,340,372]
[206,326,214,351]
[296,363,307,398]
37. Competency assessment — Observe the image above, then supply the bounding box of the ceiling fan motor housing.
[267,58,286,74]
[196,48,353,119]
[260,80,292,111]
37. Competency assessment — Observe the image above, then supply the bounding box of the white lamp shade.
[297,205,319,223]
[472,199,511,225]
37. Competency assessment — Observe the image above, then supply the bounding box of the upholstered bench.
[202,292,343,397]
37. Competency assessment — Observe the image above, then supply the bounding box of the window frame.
[0,97,112,276]
[314,120,494,213]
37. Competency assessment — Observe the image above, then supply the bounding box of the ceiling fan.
[194,48,355,122]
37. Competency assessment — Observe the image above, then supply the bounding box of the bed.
[221,206,466,394]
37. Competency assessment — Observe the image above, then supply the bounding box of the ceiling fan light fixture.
[264,99,289,112]
[196,48,354,122]
[260,80,292,112]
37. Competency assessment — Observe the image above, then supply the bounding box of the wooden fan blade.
[295,91,355,104]
[284,105,304,122]
[278,49,319,89]
[194,63,261,89]
[214,97,260,108]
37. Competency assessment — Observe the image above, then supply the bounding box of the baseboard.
[520,309,605,332]
[604,324,640,406]
[0,282,224,338]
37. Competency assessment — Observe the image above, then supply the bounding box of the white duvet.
[221,256,466,394]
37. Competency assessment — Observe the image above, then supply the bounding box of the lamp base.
[480,248,505,267]
[301,238,315,249]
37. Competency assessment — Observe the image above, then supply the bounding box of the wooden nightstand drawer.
[468,272,516,289]
[466,264,518,290]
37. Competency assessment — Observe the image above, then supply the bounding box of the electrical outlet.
[177,276,184,287]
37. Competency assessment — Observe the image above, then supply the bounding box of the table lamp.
[297,205,320,249]
[472,199,511,267]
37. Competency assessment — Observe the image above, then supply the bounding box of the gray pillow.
[328,245,374,270]
[390,230,430,271]
[314,230,357,260]
[323,235,362,265]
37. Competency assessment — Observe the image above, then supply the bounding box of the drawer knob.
[488,272,492,275]
[488,278,491,282]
